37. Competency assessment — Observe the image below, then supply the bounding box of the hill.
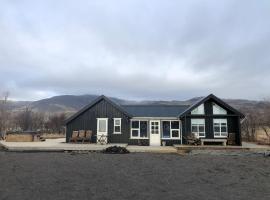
[5,94,263,114]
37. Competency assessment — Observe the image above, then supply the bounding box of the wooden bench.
[200,139,227,146]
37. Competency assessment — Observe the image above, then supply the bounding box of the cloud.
[0,0,269,101]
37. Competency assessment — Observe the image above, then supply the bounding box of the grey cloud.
[0,0,269,100]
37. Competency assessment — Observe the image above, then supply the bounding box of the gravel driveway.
[0,151,269,200]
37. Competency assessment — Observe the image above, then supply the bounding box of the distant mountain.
[5,94,264,114]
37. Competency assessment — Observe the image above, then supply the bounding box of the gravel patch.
[0,151,269,200]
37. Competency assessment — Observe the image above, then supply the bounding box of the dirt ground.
[0,151,269,200]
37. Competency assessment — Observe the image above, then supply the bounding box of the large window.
[131,120,148,139]
[191,104,205,115]
[113,118,121,134]
[214,119,227,137]
[162,120,180,139]
[213,103,227,115]
[191,119,205,138]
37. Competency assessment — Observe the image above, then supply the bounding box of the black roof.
[65,94,245,124]
[179,94,245,118]
[65,95,132,124]
[121,105,190,117]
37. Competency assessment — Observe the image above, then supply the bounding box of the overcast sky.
[0,0,269,101]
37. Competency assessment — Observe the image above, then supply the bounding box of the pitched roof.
[65,94,245,124]
[121,104,190,118]
[179,94,245,118]
[65,95,132,124]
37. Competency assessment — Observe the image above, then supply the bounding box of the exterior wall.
[161,139,181,146]
[128,119,182,146]
[66,99,130,143]
[181,99,242,145]
[128,139,149,146]
[66,97,242,146]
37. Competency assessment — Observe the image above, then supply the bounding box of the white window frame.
[161,120,181,139]
[130,120,148,139]
[113,118,121,134]
[97,118,108,133]
[191,119,205,138]
[191,104,205,115]
[213,119,228,138]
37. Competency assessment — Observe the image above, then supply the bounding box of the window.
[97,118,108,133]
[191,104,205,115]
[191,119,205,138]
[213,103,227,115]
[151,121,159,134]
[162,120,180,139]
[113,118,121,134]
[131,120,148,139]
[213,119,227,137]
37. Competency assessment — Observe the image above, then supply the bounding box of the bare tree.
[45,113,66,134]
[32,112,46,131]
[258,101,270,145]
[0,91,10,138]
[240,108,258,142]
[14,107,33,131]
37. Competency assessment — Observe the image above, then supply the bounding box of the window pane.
[98,120,106,132]
[214,132,220,136]
[132,121,139,128]
[199,125,204,132]
[221,126,227,132]
[132,130,139,137]
[199,132,205,137]
[191,104,205,114]
[114,126,120,133]
[191,119,205,124]
[171,121,179,129]
[214,126,220,132]
[115,119,121,126]
[221,132,227,136]
[192,125,198,132]
[140,121,148,137]
[162,121,170,138]
[172,130,179,138]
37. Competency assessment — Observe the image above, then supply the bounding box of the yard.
[0,151,269,200]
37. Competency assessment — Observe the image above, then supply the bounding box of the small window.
[191,119,205,138]
[113,118,121,134]
[191,104,205,115]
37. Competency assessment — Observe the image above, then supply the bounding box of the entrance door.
[97,118,108,144]
[150,120,161,146]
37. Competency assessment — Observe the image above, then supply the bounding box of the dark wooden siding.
[181,99,242,145]
[161,139,181,146]
[128,139,149,146]
[66,99,130,143]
